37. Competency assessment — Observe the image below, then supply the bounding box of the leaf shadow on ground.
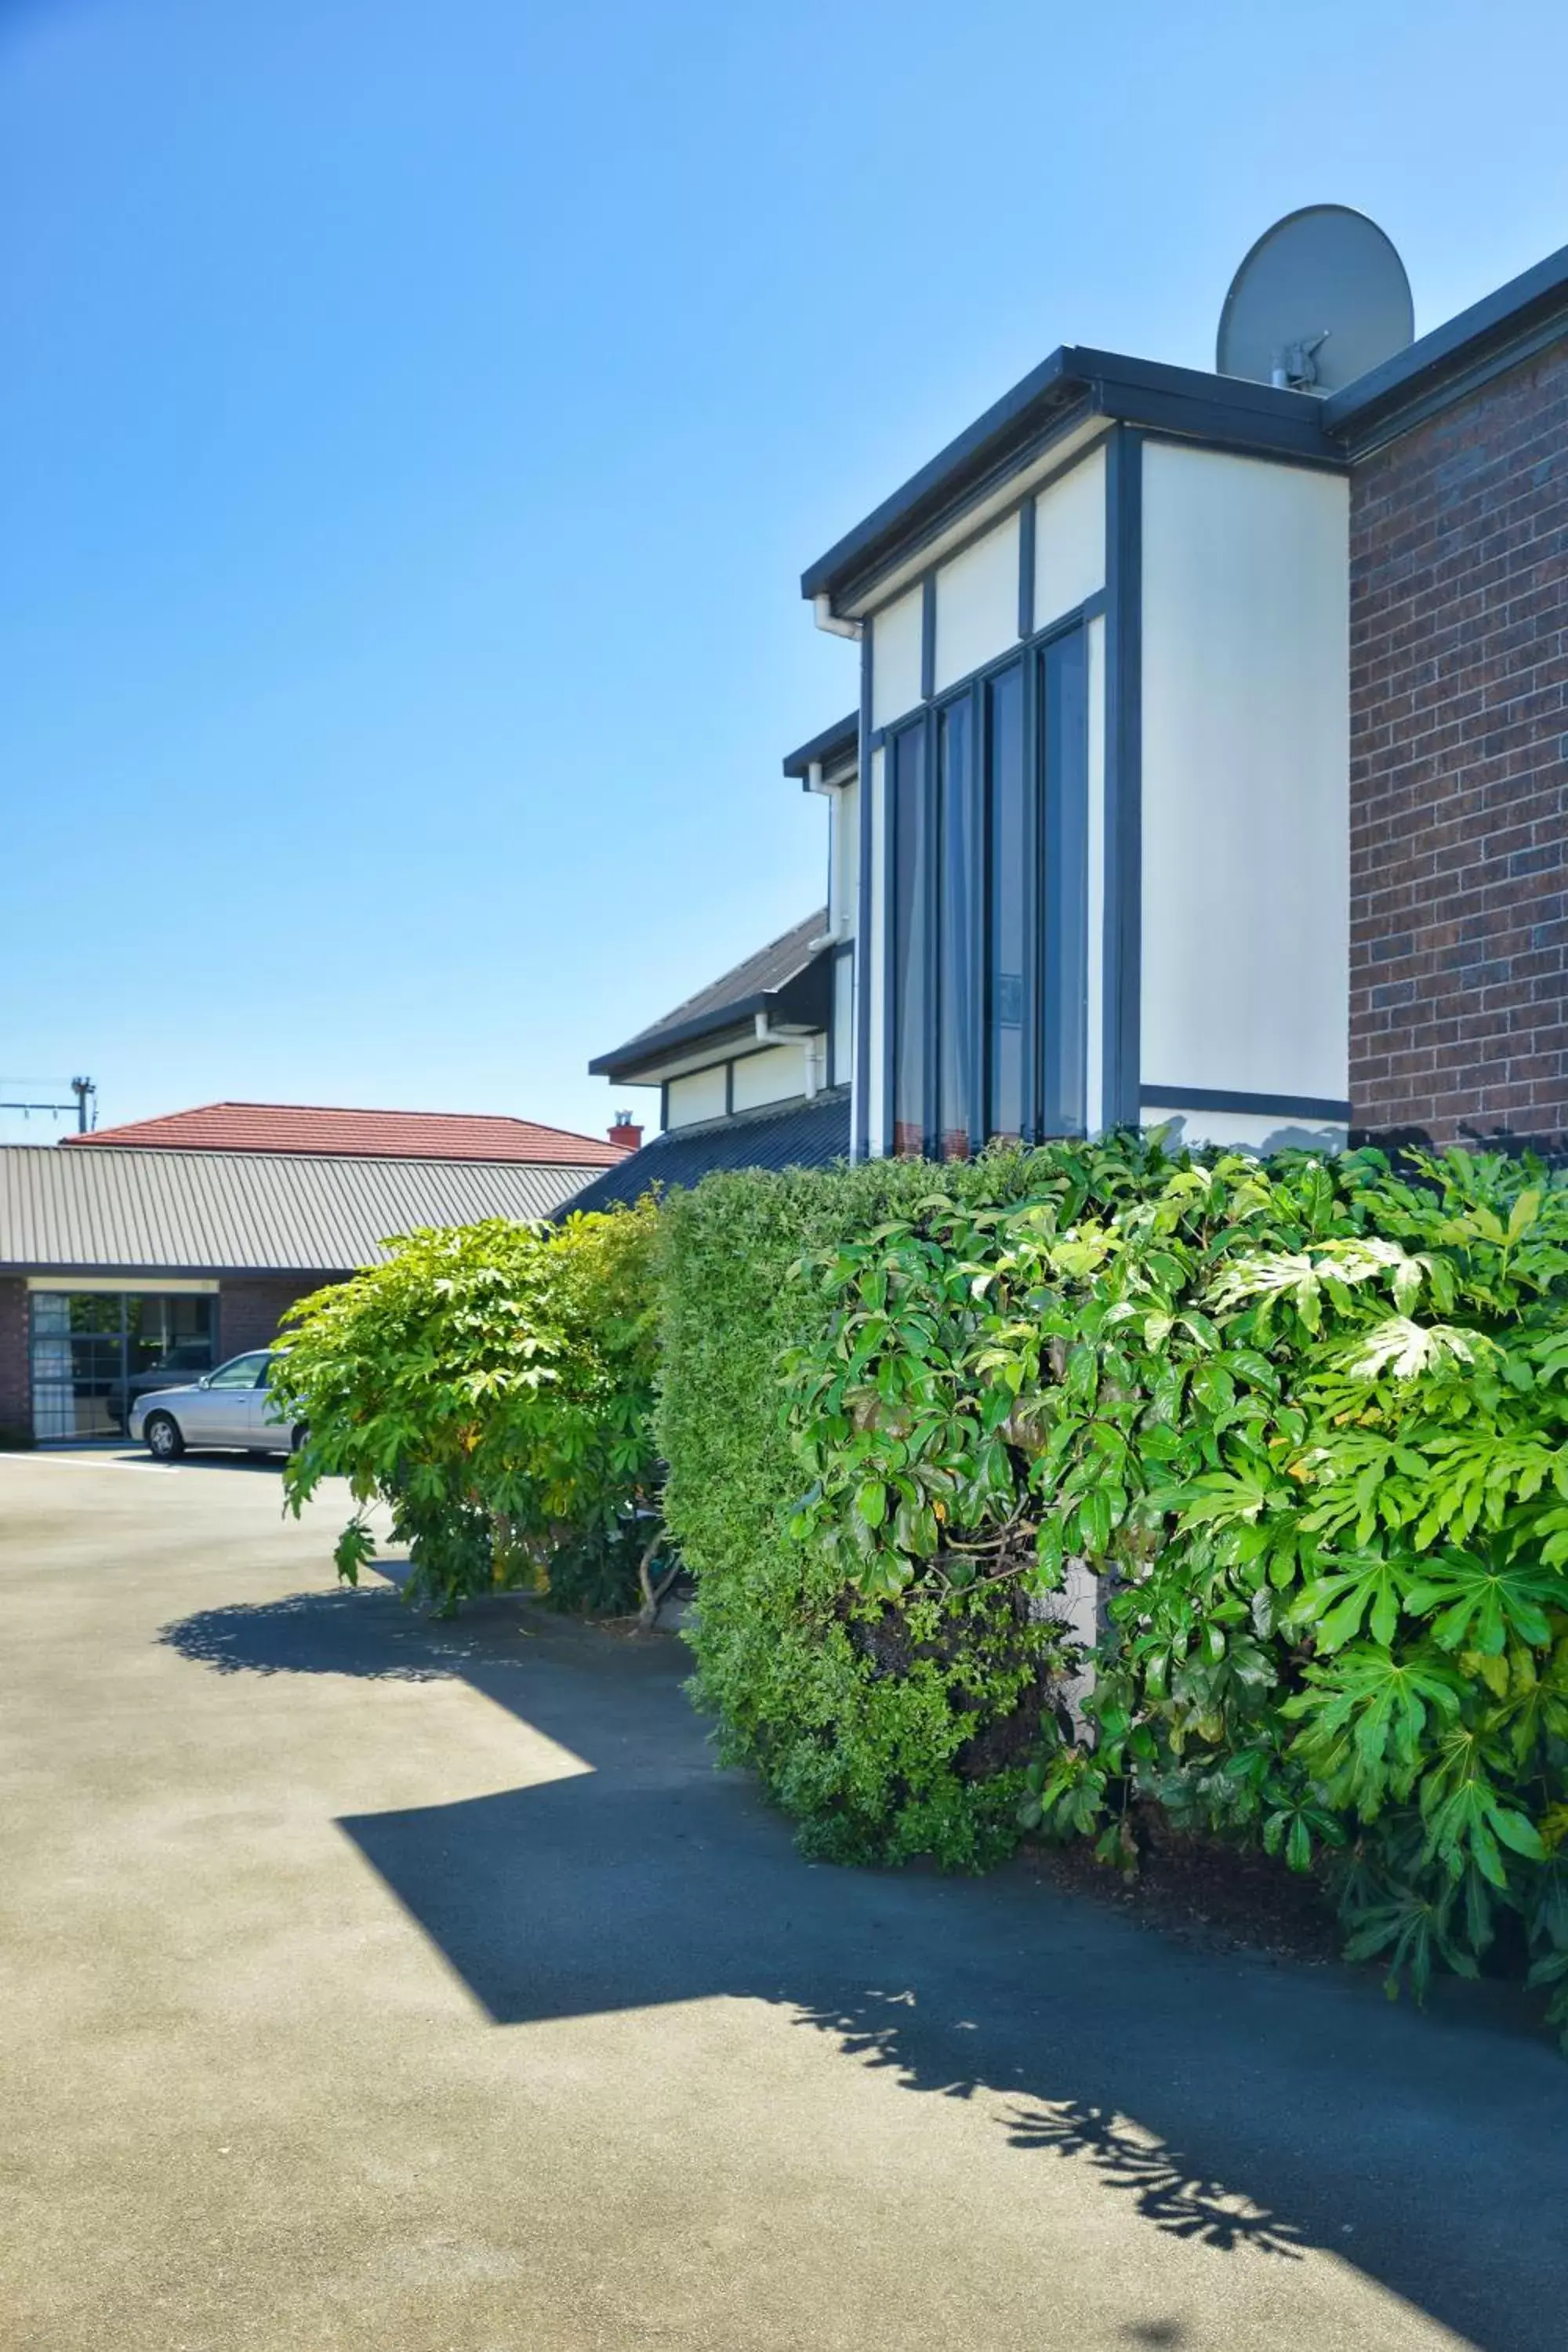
[161,1581,1568,2351]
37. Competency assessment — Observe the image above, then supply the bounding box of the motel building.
[590,212,1568,1194]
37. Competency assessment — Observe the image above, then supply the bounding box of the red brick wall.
[218,1276,343,1358]
[1349,343,1568,1147]
[0,1279,30,1443]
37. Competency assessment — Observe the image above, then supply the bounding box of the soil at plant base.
[1021,1804,1344,1966]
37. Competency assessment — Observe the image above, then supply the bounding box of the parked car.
[129,1349,304,1461]
[104,1341,216,1432]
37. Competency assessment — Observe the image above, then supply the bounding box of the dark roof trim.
[782,711,858,780]
[0,1261,350,1280]
[1323,239,1568,450]
[560,1087,852,1218]
[800,347,1338,610]
[589,950,833,1081]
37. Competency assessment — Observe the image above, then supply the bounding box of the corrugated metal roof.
[562,1089,851,1216]
[64,1100,625,1165]
[0,1147,590,1275]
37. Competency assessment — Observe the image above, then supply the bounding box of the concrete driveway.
[2,1454,1564,2351]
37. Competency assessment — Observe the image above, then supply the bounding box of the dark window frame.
[881,603,1096,1160]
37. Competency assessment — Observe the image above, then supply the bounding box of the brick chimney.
[608,1111,643,1152]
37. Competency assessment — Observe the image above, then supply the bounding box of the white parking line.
[0,1452,181,1473]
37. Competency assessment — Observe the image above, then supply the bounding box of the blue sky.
[5,0,1568,1145]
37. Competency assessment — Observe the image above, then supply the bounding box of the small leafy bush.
[782,1138,1568,2032]
[273,1207,662,1617]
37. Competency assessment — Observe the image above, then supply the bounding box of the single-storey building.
[0,1102,631,1443]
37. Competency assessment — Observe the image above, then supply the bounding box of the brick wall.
[0,1279,30,1443]
[218,1276,342,1358]
[1349,343,1568,1148]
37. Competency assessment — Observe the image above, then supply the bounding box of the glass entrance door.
[29,1292,216,1440]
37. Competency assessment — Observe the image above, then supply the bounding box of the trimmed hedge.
[655,1143,1167,1867]
[659,1137,1568,2034]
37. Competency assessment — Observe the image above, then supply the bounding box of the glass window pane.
[938,695,975,1157]
[208,1352,270,1388]
[890,722,928,1156]
[1040,630,1089,1136]
[985,664,1026,1140]
[127,1294,214,1374]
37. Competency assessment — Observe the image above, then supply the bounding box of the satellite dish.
[1217,205,1414,394]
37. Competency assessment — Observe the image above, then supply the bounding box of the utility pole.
[0,1076,97,1133]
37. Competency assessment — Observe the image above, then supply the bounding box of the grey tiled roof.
[590,911,829,1076]
[0,1146,591,1276]
[561,1089,851,1216]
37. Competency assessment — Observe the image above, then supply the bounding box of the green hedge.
[655,1142,1171,1867]
[659,1137,1568,2033]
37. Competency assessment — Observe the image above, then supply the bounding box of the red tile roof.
[61,1102,629,1167]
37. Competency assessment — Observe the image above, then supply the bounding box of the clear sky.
[5,0,1568,1146]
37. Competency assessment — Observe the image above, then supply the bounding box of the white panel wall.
[870,585,924,728]
[1142,1103,1348,1153]
[666,1065,728,1129]
[1035,446,1105,629]
[1140,444,1349,1104]
[863,746,887,1152]
[832,950,854,1087]
[829,776,859,938]
[933,512,1019,693]
[731,1041,808,1112]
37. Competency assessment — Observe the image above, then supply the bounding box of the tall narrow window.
[889,721,928,1155]
[985,662,1025,1138]
[937,695,975,1156]
[1040,629,1089,1135]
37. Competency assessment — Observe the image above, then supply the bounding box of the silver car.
[129,1349,303,1461]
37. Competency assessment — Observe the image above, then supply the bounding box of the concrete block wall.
[1349,343,1568,1148]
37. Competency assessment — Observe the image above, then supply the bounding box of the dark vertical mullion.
[922,705,940,1160]
[855,620,875,1160]
[1019,644,1040,1142]
[920,573,937,705]
[967,676,985,1152]
[1018,495,1036,641]
[881,728,898,1159]
[1103,426,1144,1132]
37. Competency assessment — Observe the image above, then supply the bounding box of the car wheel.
[290,1423,309,1454]
[144,1412,183,1462]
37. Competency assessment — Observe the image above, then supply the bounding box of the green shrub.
[657,1142,1168,1867]
[782,1138,1568,2031]
[273,1207,662,1617]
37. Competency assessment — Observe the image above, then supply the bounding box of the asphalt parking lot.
[2,1448,1564,2351]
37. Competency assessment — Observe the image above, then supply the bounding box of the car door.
[193,1352,272,1446]
[245,1354,289,1451]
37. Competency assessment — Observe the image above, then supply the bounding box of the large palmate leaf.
[1401,1546,1564,1655]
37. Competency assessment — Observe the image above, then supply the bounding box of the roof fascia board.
[804,348,1341,615]
[590,1003,771,1079]
[1323,241,1568,448]
[782,712,858,779]
[590,943,836,1081]
[833,414,1110,621]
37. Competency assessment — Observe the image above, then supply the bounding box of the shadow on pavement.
[161,1581,1568,2350]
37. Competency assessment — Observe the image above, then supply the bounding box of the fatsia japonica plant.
[782,1138,1568,2034]
[271,1206,670,1620]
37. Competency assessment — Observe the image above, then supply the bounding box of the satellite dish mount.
[1218,206,1414,397]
